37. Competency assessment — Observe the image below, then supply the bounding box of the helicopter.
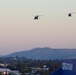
[34,15,43,20]
[68,12,76,17]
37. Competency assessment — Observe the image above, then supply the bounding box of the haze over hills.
[4,47,76,60]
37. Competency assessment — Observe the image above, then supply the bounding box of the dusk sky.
[0,0,76,55]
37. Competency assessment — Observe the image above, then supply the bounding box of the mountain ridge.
[4,47,76,60]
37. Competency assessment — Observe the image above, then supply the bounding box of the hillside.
[5,47,76,60]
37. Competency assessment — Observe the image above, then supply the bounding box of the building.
[49,59,76,75]
[0,68,11,75]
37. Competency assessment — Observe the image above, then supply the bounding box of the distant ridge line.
[2,47,76,60]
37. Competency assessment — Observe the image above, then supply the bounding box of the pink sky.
[0,0,76,55]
